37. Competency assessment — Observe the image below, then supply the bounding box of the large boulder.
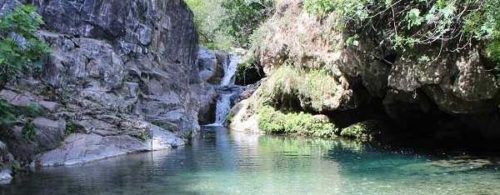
[38,124,184,167]
[0,141,14,184]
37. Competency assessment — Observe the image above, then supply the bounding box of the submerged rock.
[0,169,12,185]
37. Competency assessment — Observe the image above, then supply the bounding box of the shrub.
[340,121,379,142]
[185,0,233,50]
[303,0,500,57]
[0,99,42,139]
[0,5,50,87]
[220,0,274,48]
[0,99,16,131]
[257,105,337,138]
[22,119,36,141]
[65,121,79,135]
[186,0,273,49]
[304,0,335,17]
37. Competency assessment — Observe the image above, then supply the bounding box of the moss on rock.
[260,65,346,112]
[257,105,337,138]
[340,121,380,142]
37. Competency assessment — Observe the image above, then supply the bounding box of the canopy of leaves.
[185,0,234,50]
[305,0,499,62]
[0,5,49,87]
[220,0,274,48]
[186,0,273,49]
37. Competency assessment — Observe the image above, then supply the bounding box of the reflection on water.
[2,126,500,195]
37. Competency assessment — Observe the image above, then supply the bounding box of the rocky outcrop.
[196,47,219,124]
[38,125,183,166]
[236,0,500,142]
[0,0,200,174]
[228,88,262,134]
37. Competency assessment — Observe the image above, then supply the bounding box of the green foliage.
[0,98,42,140]
[304,0,335,17]
[304,0,500,58]
[0,99,41,134]
[478,0,500,69]
[20,103,41,117]
[0,5,49,87]
[257,105,337,138]
[137,131,150,141]
[220,0,274,48]
[22,119,36,141]
[65,121,79,135]
[235,55,264,85]
[0,99,16,130]
[186,0,273,49]
[340,121,379,142]
[185,0,233,50]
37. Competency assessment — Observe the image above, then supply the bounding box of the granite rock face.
[0,0,199,172]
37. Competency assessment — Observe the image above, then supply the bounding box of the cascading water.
[220,55,240,86]
[208,54,241,126]
[213,93,233,125]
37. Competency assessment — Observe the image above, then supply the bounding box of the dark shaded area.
[198,100,216,125]
[235,63,265,85]
[295,77,500,152]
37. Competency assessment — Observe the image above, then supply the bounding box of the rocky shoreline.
[0,0,211,184]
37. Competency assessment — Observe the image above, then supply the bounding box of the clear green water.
[2,126,500,195]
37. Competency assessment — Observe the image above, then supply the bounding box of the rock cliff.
[0,0,202,176]
[231,0,500,144]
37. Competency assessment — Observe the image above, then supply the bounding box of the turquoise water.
[2,126,500,195]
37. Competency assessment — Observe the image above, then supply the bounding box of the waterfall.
[207,54,241,126]
[220,55,240,86]
[213,93,233,125]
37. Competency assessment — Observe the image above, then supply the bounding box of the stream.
[2,126,500,194]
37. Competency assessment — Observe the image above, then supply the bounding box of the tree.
[0,5,49,88]
[220,0,274,48]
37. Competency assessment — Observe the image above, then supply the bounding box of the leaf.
[406,8,424,29]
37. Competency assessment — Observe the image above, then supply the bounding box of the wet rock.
[0,141,14,167]
[147,125,185,150]
[0,141,14,185]
[197,84,217,125]
[38,133,149,166]
[0,169,12,185]
[198,47,219,82]
[38,124,185,167]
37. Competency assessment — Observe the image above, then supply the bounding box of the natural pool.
[2,126,500,195]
